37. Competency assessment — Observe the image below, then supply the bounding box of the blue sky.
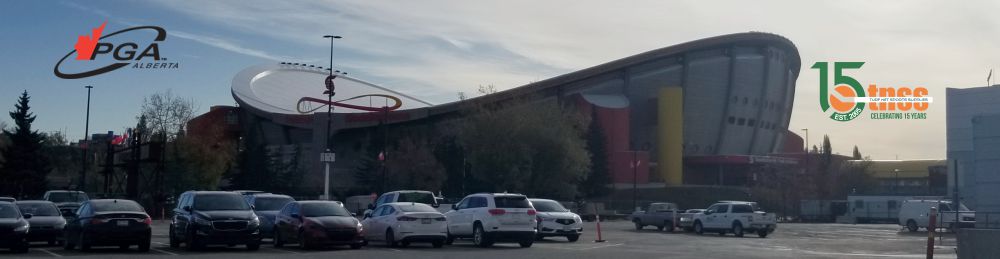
[1,0,999,159]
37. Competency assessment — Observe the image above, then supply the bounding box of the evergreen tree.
[579,110,611,198]
[1,91,49,197]
[852,145,862,160]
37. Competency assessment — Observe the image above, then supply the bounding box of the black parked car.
[0,202,30,253]
[273,201,364,250]
[169,191,262,251]
[62,199,152,252]
[16,201,66,245]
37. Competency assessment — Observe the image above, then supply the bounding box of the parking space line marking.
[388,248,403,252]
[37,248,63,257]
[151,248,179,256]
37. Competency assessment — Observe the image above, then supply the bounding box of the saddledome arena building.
[194,32,804,193]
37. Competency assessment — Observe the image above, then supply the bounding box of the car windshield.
[532,200,569,212]
[396,192,436,205]
[301,203,351,217]
[494,196,531,208]
[17,203,60,216]
[92,200,145,212]
[195,194,251,211]
[47,192,88,203]
[396,203,438,213]
[254,196,293,211]
[0,204,19,218]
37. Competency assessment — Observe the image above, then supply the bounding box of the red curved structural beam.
[296,94,403,114]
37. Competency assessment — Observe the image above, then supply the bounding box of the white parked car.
[361,202,448,248]
[364,190,440,218]
[528,199,582,242]
[898,199,974,232]
[692,201,776,238]
[444,193,537,248]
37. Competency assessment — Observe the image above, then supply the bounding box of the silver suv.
[444,193,537,248]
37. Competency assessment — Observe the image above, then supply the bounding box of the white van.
[898,199,975,232]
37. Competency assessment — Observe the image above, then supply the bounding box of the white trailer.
[846,195,943,223]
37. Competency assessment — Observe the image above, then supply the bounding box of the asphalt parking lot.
[2,220,958,258]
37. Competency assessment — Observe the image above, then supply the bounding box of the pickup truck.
[629,202,679,232]
[692,201,776,238]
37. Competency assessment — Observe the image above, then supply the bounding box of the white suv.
[444,193,537,248]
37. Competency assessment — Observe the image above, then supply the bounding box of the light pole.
[321,35,342,200]
[632,150,638,212]
[81,85,93,192]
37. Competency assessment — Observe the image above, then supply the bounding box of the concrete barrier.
[956,228,1000,258]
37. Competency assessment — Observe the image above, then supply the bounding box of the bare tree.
[138,90,197,141]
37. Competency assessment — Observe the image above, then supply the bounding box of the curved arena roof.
[232,32,800,128]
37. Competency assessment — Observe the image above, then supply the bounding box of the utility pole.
[81,85,93,192]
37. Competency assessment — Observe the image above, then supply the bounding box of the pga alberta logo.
[812,62,931,122]
[54,21,179,79]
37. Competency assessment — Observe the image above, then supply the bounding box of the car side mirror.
[351,213,357,217]
[451,204,458,210]
[291,213,300,219]
[251,205,256,210]
[183,206,192,212]
[432,203,440,208]
[368,204,375,210]
[363,212,371,219]
[23,213,32,219]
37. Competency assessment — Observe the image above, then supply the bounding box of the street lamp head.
[323,35,342,39]
[85,85,93,89]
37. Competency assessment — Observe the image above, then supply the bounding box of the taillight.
[527,209,537,216]
[434,217,447,221]
[142,217,152,225]
[397,216,418,221]
[488,209,506,215]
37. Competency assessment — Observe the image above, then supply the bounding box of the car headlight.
[249,215,260,227]
[356,221,364,232]
[680,217,691,222]
[574,215,582,222]
[14,222,29,232]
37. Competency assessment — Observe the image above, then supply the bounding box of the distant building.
[205,32,804,195]
[846,159,947,196]
[946,85,1000,211]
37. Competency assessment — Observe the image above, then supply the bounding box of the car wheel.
[757,229,769,238]
[634,220,643,230]
[444,232,455,245]
[906,220,919,232]
[79,232,92,251]
[298,231,310,250]
[473,223,492,248]
[386,229,397,248]
[246,241,260,251]
[432,240,444,248]
[665,221,674,232]
[273,230,284,248]
[694,221,704,235]
[186,231,201,251]
[732,222,744,237]
[519,238,533,248]
[567,235,579,242]
[138,237,151,252]
[13,241,28,253]
[63,231,76,250]
[168,227,180,248]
